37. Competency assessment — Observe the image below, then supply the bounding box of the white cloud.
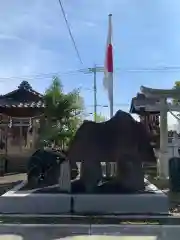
[83,21,97,28]
[0,0,77,79]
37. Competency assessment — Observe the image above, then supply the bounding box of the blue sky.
[0,0,180,127]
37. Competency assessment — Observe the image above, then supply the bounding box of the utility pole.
[93,67,97,122]
[80,65,111,178]
[81,65,104,122]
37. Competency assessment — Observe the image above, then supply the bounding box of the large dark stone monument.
[27,110,156,194]
[67,110,156,193]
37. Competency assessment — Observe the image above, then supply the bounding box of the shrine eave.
[130,94,160,114]
[1,86,43,99]
[0,81,44,105]
[141,85,180,98]
[0,99,45,108]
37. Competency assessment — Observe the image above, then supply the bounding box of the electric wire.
[2,65,180,82]
[57,0,83,65]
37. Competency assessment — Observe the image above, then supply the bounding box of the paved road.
[0,225,179,240]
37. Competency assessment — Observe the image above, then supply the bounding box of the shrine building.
[0,81,45,172]
[130,93,160,149]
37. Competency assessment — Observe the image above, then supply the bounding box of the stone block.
[73,192,169,214]
[0,193,71,214]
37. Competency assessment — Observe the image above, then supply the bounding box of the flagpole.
[104,13,113,118]
[93,64,97,122]
[108,14,113,118]
[103,13,114,176]
[109,72,113,118]
[107,70,113,177]
[106,14,113,177]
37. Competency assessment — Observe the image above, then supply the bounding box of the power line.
[115,66,180,73]
[87,65,180,73]
[0,70,82,82]
[2,65,180,82]
[57,0,83,65]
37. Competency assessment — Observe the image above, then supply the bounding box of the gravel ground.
[0,173,27,195]
[145,168,180,215]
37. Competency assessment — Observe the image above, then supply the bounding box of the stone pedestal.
[58,161,71,193]
[73,191,168,214]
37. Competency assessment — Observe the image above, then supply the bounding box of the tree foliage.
[173,81,180,104]
[39,76,84,148]
[95,113,107,122]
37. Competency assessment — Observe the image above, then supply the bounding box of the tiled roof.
[0,99,45,108]
[130,93,160,114]
[0,88,43,99]
[132,94,159,105]
[0,81,43,101]
[141,85,180,98]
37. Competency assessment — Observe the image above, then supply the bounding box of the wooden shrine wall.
[0,113,40,155]
[140,113,160,148]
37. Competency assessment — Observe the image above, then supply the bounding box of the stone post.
[158,98,168,178]
[58,160,71,193]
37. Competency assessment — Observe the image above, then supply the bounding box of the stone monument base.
[0,179,168,215]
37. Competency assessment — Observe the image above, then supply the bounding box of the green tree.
[95,113,107,122]
[39,76,84,148]
[173,81,180,104]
